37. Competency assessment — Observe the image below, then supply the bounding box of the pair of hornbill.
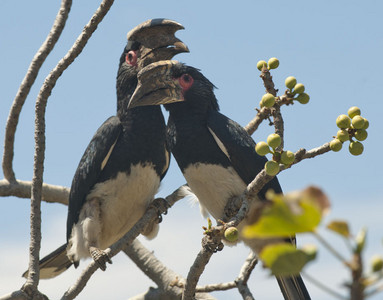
[29,19,311,299]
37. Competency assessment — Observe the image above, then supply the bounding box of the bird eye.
[125,50,138,66]
[179,73,194,91]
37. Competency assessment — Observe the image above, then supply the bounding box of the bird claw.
[90,247,112,271]
[149,197,170,223]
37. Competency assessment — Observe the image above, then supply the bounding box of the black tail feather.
[276,274,311,300]
[22,243,73,279]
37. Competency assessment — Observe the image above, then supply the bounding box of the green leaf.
[355,227,367,254]
[327,220,350,237]
[260,243,316,276]
[242,192,322,238]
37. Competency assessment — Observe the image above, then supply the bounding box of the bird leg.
[140,197,169,238]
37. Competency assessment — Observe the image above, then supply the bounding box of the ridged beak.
[127,19,189,68]
[128,60,184,108]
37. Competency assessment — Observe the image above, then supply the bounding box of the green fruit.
[267,133,282,149]
[354,129,368,141]
[348,106,361,119]
[349,141,364,156]
[265,160,280,176]
[255,141,271,156]
[224,227,239,242]
[330,139,342,152]
[336,114,351,129]
[296,93,310,104]
[362,118,369,129]
[371,255,383,272]
[261,93,276,108]
[351,115,365,129]
[268,57,279,69]
[337,129,350,142]
[285,76,297,89]
[280,150,295,165]
[257,60,267,71]
[293,83,305,94]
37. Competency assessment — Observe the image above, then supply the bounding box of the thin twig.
[62,186,186,300]
[23,0,115,294]
[244,107,271,136]
[235,252,257,300]
[302,271,347,300]
[2,0,73,183]
[0,179,69,205]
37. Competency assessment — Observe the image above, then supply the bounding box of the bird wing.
[66,116,122,241]
[206,110,282,198]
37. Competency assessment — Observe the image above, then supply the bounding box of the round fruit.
[330,139,342,152]
[268,57,279,69]
[293,83,305,94]
[349,141,364,156]
[348,106,361,119]
[296,93,310,104]
[255,141,271,156]
[224,227,239,242]
[337,129,350,142]
[354,129,368,141]
[265,160,280,176]
[257,60,267,71]
[285,76,297,90]
[280,150,295,165]
[351,115,365,129]
[371,255,383,272]
[336,114,351,129]
[267,133,282,149]
[362,118,369,129]
[261,93,276,108]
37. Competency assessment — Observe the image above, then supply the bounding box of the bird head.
[117,19,189,102]
[128,60,219,112]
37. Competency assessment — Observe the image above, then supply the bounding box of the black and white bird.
[25,19,189,279]
[128,60,311,300]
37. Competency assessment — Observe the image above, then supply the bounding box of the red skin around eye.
[126,50,137,67]
[178,74,194,92]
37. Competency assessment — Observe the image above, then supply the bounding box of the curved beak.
[128,60,185,108]
[127,19,189,68]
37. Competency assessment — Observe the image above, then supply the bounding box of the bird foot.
[202,230,224,253]
[90,247,112,271]
[149,197,170,223]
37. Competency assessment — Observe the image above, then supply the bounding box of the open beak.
[128,60,185,108]
[127,18,189,68]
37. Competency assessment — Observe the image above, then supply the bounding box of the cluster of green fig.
[285,76,310,105]
[256,57,280,71]
[330,106,369,156]
[255,133,295,176]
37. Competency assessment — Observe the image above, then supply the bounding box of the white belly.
[183,163,246,220]
[68,164,160,260]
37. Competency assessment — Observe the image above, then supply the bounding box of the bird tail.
[22,243,73,279]
[276,274,311,300]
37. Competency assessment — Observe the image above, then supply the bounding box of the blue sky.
[1,1,382,299]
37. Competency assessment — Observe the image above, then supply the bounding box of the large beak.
[128,60,185,108]
[127,19,189,68]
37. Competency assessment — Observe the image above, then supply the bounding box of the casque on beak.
[128,60,185,108]
[127,19,189,69]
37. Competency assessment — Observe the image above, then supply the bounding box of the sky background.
[0,1,382,299]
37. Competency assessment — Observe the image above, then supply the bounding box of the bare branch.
[244,107,271,136]
[23,0,115,293]
[0,179,69,205]
[2,0,73,183]
[235,252,258,300]
[62,186,186,300]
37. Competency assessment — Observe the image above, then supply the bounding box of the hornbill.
[128,60,311,300]
[23,19,189,279]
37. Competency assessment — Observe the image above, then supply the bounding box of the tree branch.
[2,0,73,183]
[23,0,115,294]
[61,186,186,300]
[0,179,69,205]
